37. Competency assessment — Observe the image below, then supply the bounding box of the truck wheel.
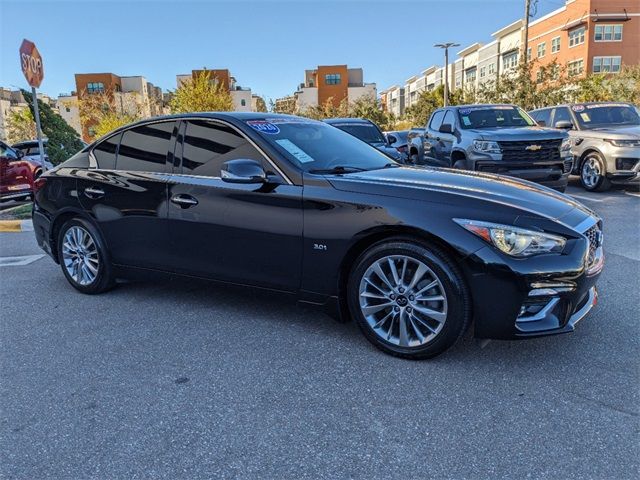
[580,152,611,192]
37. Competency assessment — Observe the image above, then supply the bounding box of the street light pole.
[435,42,460,107]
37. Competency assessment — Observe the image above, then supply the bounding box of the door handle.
[171,194,198,208]
[84,186,105,199]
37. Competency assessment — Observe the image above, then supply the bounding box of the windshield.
[330,123,387,144]
[458,106,536,129]
[246,118,395,173]
[572,104,640,129]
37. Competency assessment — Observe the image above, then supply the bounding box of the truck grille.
[498,139,562,162]
[584,224,602,268]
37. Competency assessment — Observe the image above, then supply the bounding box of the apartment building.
[0,88,58,142]
[379,86,405,117]
[381,0,638,111]
[74,73,164,140]
[528,0,639,80]
[176,69,252,112]
[277,65,376,113]
[56,94,82,136]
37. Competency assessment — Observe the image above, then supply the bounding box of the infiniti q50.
[32,113,603,359]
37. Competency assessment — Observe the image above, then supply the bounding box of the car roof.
[530,101,634,112]
[323,118,373,125]
[451,104,516,110]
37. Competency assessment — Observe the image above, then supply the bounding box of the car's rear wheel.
[580,152,611,192]
[347,239,471,359]
[57,218,115,294]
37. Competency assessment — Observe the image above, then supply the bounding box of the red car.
[0,140,36,202]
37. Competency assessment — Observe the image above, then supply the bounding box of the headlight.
[605,139,640,147]
[560,138,572,157]
[472,140,501,154]
[454,219,566,257]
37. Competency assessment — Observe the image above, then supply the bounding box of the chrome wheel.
[582,157,601,189]
[358,255,448,347]
[62,226,99,286]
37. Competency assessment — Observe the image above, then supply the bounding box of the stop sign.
[19,39,44,88]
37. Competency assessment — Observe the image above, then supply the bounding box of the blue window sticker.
[275,139,315,163]
[247,120,280,134]
[459,108,472,115]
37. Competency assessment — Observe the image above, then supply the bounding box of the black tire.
[409,151,419,164]
[347,239,471,359]
[56,217,115,294]
[580,152,611,192]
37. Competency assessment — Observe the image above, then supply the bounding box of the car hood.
[328,166,594,227]
[573,125,640,139]
[466,126,567,141]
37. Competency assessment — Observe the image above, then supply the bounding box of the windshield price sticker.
[586,103,626,109]
[247,121,280,134]
[275,139,314,163]
[265,117,318,125]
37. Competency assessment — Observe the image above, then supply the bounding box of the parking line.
[0,254,45,267]
[625,191,640,199]
[570,194,604,203]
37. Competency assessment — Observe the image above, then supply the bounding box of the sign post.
[19,39,46,172]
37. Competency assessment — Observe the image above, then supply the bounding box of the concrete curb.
[0,219,33,233]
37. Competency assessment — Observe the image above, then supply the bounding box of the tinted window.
[117,122,175,173]
[92,133,120,169]
[181,120,265,177]
[553,107,572,125]
[331,123,386,144]
[573,104,640,129]
[530,109,552,126]
[1,142,19,159]
[429,110,445,131]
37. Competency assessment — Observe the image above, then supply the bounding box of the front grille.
[497,139,562,162]
[584,224,601,268]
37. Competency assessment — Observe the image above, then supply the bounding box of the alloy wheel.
[358,255,448,347]
[582,157,601,189]
[62,226,99,286]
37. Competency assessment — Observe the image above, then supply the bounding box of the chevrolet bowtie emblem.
[525,144,542,151]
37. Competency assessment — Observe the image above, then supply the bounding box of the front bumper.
[468,154,572,190]
[464,223,603,340]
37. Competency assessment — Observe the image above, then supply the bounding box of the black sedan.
[32,113,603,359]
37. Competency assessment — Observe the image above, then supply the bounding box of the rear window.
[116,122,176,173]
[330,123,386,144]
[458,106,535,129]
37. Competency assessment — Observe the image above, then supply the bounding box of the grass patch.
[0,202,33,220]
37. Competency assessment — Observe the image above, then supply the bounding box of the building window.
[479,66,486,79]
[569,26,586,47]
[595,24,623,42]
[488,63,496,75]
[537,42,546,58]
[240,99,246,106]
[527,48,532,61]
[536,70,543,83]
[503,51,518,70]
[568,59,584,77]
[324,74,341,85]
[593,56,622,73]
[87,82,105,94]
[465,68,477,84]
[551,36,561,53]
[65,107,71,112]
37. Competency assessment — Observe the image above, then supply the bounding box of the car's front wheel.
[57,218,115,294]
[580,152,611,192]
[347,239,471,359]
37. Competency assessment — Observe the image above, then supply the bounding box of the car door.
[0,142,33,197]
[433,109,456,167]
[77,120,176,270]
[167,118,303,291]
[424,109,445,164]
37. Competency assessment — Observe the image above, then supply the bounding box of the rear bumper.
[0,190,32,201]
[32,210,55,261]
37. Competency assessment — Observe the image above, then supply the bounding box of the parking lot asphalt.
[1,178,638,479]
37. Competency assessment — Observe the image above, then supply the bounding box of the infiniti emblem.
[396,295,408,307]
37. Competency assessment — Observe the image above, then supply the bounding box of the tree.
[78,89,141,142]
[404,85,445,127]
[21,89,85,165]
[6,107,36,144]
[253,96,268,112]
[169,69,234,113]
[350,95,393,130]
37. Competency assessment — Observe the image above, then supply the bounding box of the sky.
[0,0,564,103]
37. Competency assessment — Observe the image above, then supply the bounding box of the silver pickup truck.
[407,104,573,191]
